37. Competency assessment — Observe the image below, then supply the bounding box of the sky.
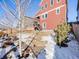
[68,0,78,22]
[0,0,78,22]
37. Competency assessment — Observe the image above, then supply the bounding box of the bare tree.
[0,0,32,56]
[15,0,32,56]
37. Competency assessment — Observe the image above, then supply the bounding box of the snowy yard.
[37,35,79,59]
[54,40,79,59]
[0,32,79,59]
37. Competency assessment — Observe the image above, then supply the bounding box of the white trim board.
[36,4,66,17]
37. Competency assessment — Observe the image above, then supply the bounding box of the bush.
[55,22,71,47]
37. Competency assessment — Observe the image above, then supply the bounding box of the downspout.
[77,0,79,21]
[66,0,68,22]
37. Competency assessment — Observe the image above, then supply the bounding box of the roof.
[68,21,79,24]
[24,16,37,20]
[16,16,38,29]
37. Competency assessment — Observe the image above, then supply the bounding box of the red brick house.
[36,0,67,30]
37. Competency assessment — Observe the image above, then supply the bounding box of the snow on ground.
[17,33,79,59]
[0,45,19,59]
[42,35,56,59]
[39,35,79,59]
[54,40,79,59]
[17,33,35,44]
[0,32,79,59]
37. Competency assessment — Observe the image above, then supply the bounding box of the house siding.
[72,24,79,42]
[36,0,67,30]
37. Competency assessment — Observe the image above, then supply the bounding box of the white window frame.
[42,22,47,29]
[45,13,48,19]
[42,13,48,19]
[57,0,61,3]
[50,0,54,7]
[42,14,44,19]
[41,0,43,2]
[45,3,48,8]
[41,6,44,10]
[56,7,60,15]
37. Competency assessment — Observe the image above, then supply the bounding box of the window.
[41,0,43,2]
[42,22,46,29]
[45,3,48,8]
[57,0,61,3]
[50,0,54,7]
[42,15,44,19]
[41,6,44,10]
[45,13,48,19]
[56,8,60,14]
[42,13,48,19]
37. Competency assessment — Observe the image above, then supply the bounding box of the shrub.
[55,22,71,46]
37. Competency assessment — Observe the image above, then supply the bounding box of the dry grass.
[14,30,52,56]
[20,31,52,55]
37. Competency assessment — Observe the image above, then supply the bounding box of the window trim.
[45,13,48,19]
[50,0,54,7]
[45,3,48,8]
[42,22,47,29]
[42,13,48,19]
[57,0,61,3]
[41,6,44,10]
[56,7,60,15]
[42,14,44,19]
[41,0,43,2]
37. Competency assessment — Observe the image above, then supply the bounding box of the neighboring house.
[77,0,79,21]
[36,0,67,30]
[68,21,79,42]
[16,16,36,31]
